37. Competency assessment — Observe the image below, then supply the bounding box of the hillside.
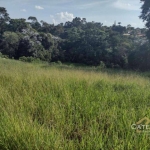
[0,58,150,149]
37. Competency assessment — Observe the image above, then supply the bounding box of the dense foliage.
[140,0,150,39]
[0,7,150,71]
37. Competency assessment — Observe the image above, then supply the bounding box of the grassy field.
[1,58,150,150]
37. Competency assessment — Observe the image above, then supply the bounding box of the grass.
[1,58,150,149]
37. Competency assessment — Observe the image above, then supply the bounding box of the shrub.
[19,56,40,63]
[0,52,8,58]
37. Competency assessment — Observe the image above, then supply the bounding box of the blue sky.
[0,0,145,28]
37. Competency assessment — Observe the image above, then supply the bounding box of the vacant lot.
[0,58,150,150]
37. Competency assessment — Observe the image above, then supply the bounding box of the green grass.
[1,58,150,150]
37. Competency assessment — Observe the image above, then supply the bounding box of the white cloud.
[35,5,44,10]
[50,12,74,24]
[21,9,26,12]
[112,0,140,11]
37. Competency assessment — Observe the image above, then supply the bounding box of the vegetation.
[1,1,150,149]
[1,58,150,149]
[140,0,150,39]
[0,4,150,71]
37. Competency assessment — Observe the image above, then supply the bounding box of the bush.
[97,61,106,69]
[0,52,8,58]
[56,61,62,65]
[19,56,40,63]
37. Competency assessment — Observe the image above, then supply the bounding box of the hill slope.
[0,58,150,149]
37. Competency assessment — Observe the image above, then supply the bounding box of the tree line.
[0,1,150,71]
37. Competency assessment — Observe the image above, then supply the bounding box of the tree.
[8,18,28,32]
[0,7,10,35]
[72,17,82,27]
[128,42,150,71]
[28,16,41,31]
[140,0,150,39]
[28,16,37,22]
[40,20,52,33]
[112,25,126,34]
[0,32,19,58]
[39,33,54,50]
[118,22,121,26]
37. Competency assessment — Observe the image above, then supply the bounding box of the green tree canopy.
[140,0,150,38]
[0,7,10,35]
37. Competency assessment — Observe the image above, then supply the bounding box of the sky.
[0,0,145,28]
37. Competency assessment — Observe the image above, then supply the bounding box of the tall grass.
[0,58,150,149]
